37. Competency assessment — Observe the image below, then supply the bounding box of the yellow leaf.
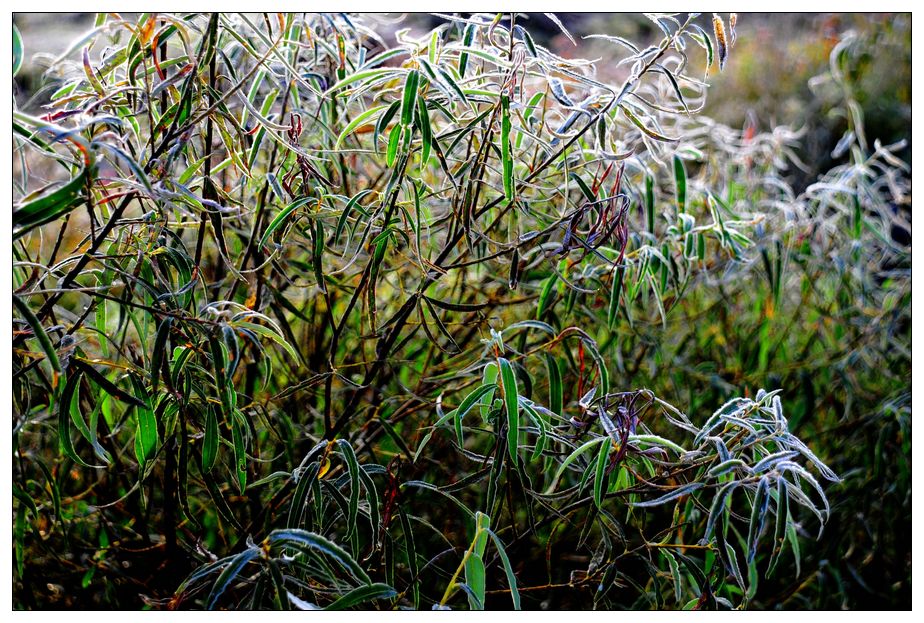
[139,15,157,46]
[317,457,332,479]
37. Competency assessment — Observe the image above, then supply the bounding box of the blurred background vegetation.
[12,12,910,610]
[581,13,911,609]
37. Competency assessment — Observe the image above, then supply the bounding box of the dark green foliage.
[11,12,908,611]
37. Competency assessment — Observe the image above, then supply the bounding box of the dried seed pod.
[508,247,520,290]
[713,13,728,71]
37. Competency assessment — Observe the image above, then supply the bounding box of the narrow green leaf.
[335,440,361,540]
[545,353,563,416]
[536,273,558,319]
[437,67,469,105]
[416,94,432,165]
[628,434,687,455]
[287,462,320,529]
[13,295,61,374]
[747,476,771,563]
[501,94,514,203]
[207,548,261,610]
[399,508,420,608]
[72,359,148,409]
[518,26,538,58]
[269,529,372,584]
[324,68,399,95]
[68,374,111,464]
[231,409,247,491]
[569,172,596,202]
[662,549,683,603]
[766,480,789,577]
[95,143,153,195]
[546,436,607,493]
[459,24,476,77]
[704,481,739,542]
[202,406,219,473]
[232,321,299,362]
[689,24,714,71]
[334,189,373,242]
[150,317,172,394]
[58,372,93,467]
[13,167,87,239]
[400,69,419,127]
[312,218,327,293]
[451,383,498,443]
[386,123,401,167]
[746,555,759,601]
[498,358,519,462]
[629,482,703,507]
[673,154,687,213]
[325,583,396,610]
[464,553,486,610]
[267,560,289,610]
[787,504,801,577]
[132,379,157,466]
[374,100,400,153]
[620,105,679,142]
[485,528,521,610]
[594,437,612,508]
[607,265,625,329]
[12,485,37,517]
[335,104,389,148]
[479,362,499,421]
[260,197,314,250]
[659,65,690,114]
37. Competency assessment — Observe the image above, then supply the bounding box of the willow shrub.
[12,13,844,610]
[632,23,911,608]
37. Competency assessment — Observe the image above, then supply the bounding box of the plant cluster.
[12,12,905,610]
